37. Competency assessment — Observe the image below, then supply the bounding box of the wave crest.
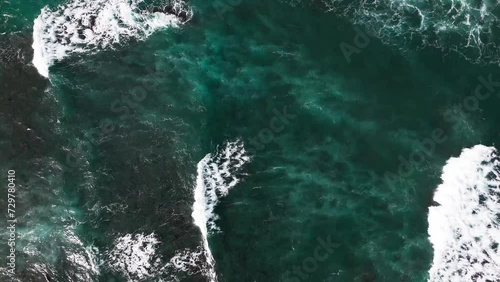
[32,0,192,78]
[428,145,500,282]
[192,139,251,281]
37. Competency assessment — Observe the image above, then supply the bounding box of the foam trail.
[191,140,250,281]
[165,247,206,274]
[319,0,500,64]
[428,145,500,282]
[32,0,192,78]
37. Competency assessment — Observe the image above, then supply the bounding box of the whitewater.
[31,0,192,78]
[428,145,500,282]
[191,140,250,281]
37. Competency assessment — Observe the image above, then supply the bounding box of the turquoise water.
[1,0,500,281]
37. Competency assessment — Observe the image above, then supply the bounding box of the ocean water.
[0,0,500,281]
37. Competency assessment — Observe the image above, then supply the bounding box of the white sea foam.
[108,234,214,280]
[428,145,500,282]
[318,0,500,64]
[65,244,100,281]
[32,0,192,78]
[104,141,250,282]
[191,139,250,281]
[164,247,206,274]
[108,233,162,280]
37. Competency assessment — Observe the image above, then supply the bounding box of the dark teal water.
[1,0,500,281]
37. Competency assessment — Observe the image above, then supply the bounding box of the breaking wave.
[191,140,251,281]
[32,0,192,77]
[106,140,250,281]
[428,145,500,281]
